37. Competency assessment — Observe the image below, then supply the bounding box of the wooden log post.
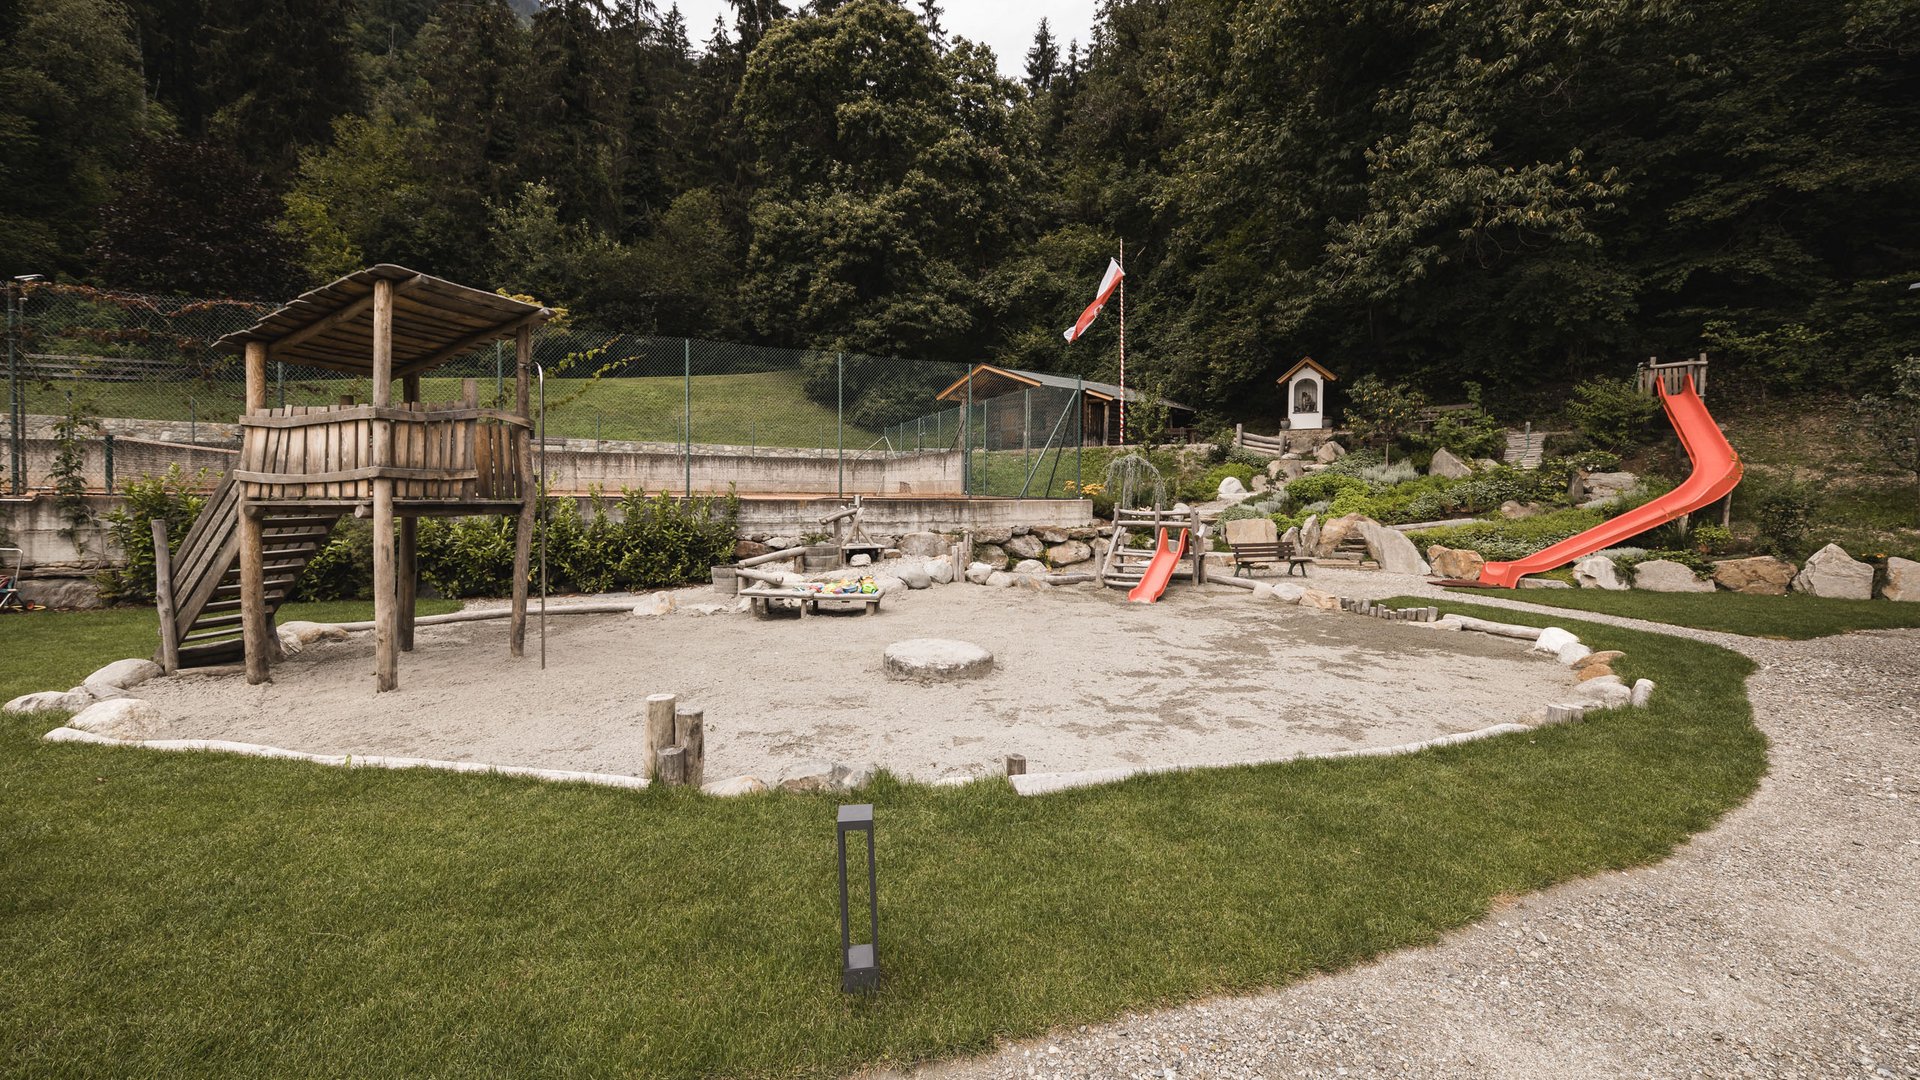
[240,339,273,685]
[397,373,421,653]
[370,278,398,692]
[150,519,180,675]
[644,693,677,777]
[1005,754,1026,776]
[657,746,687,787]
[510,325,535,657]
[674,707,704,788]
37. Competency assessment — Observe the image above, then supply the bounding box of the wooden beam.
[510,325,534,656]
[244,340,268,413]
[371,277,398,692]
[265,275,423,361]
[151,519,180,675]
[395,308,549,378]
[239,503,271,685]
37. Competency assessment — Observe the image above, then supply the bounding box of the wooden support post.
[1005,754,1026,776]
[1544,705,1585,726]
[370,277,398,692]
[239,339,273,685]
[151,519,180,675]
[644,693,677,777]
[510,325,534,657]
[657,746,687,787]
[675,707,704,788]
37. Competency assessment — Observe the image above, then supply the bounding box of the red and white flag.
[1062,258,1124,343]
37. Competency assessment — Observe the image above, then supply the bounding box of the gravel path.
[867,571,1920,1079]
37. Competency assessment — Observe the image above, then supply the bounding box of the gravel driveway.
[866,573,1920,1079]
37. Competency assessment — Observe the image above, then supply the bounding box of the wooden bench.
[739,585,883,617]
[1230,539,1313,577]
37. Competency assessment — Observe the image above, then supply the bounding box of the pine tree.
[918,0,946,51]
[1023,19,1058,94]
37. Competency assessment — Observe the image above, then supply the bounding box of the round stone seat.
[883,638,994,682]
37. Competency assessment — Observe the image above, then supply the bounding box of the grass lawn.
[0,599,1766,1078]
[1450,585,1920,639]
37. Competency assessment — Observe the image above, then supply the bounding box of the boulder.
[1556,641,1593,666]
[1583,471,1638,498]
[1791,544,1874,600]
[1270,583,1307,604]
[1298,514,1322,555]
[973,544,1010,570]
[765,535,799,552]
[1519,578,1572,589]
[1314,440,1347,463]
[732,539,772,560]
[702,775,768,797]
[1359,519,1431,575]
[1885,556,1920,602]
[1711,555,1795,596]
[631,592,677,616]
[1046,540,1094,567]
[897,532,951,558]
[1314,513,1366,557]
[1217,475,1248,499]
[983,571,1017,588]
[16,576,105,609]
[1571,675,1633,708]
[848,553,873,567]
[85,658,162,691]
[1037,527,1069,544]
[1586,650,1625,666]
[964,561,996,585]
[896,564,933,590]
[4,689,94,715]
[973,527,1013,545]
[1281,526,1301,548]
[1632,559,1714,593]
[1012,558,1047,574]
[279,621,349,646]
[1427,545,1485,581]
[1428,447,1473,479]
[926,556,955,585]
[1631,679,1657,707]
[1270,459,1307,482]
[1250,475,1271,493]
[1005,534,1046,560]
[1223,517,1278,546]
[1297,588,1341,611]
[1574,556,1628,591]
[884,638,995,681]
[1499,500,1544,520]
[777,762,868,793]
[1011,575,1051,591]
[1532,627,1579,655]
[69,697,165,740]
[1578,663,1615,682]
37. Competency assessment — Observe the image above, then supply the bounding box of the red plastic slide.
[1478,374,1741,588]
[1127,527,1189,603]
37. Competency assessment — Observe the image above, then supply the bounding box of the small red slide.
[1478,373,1741,588]
[1127,528,1188,603]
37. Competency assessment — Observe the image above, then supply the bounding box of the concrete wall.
[538,440,965,496]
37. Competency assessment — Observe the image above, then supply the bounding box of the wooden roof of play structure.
[1277,356,1337,384]
[215,264,552,375]
[935,363,1195,412]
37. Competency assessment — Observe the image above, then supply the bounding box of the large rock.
[1884,556,1920,602]
[1428,447,1473,479]
[964,561,996,584]
[1223,517,1277,546]
[1359,519,1431,575]
[896,564,933,590]
[16,577,105,609]
[1520,578,1572,589]
[1532,627,1579,655]
[1574,555,1628,591]
[1632,559,1714,593]
[1217,475,1248,499]
[973,527,1013,545]
[1711,556,1795,596]
[631,592,676,616]
[1791,543,1874,600]
[926,556,955,585]
[1499,500,1544,520]
[1012,559,1047,575]
[1004,534,1045,560]
[983,571,1017,588]
[897,532,951,558]
[69,697,165,739]
[702,775,767,797]
[1298,514,1322,555]
[4,688,94,715]
[1314,440,1347,463]
[1297,588,1341,611]
[777,762,873,793]
[884,638,995,681]
[1046,540,1093,567]
[1583,471,1639,498]
[732,539,772,560]
[1571,675,1633,708]
[278,621,349,646]
[973,544,1009,570]
[1314,513,1366,557]
[1280,526,1301,548]
[1269,459,1307,481]
[1427,544,1485,581]
[84,658,163,691]
[1269,582,1307,603]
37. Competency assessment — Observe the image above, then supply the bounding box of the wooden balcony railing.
[235,402,531,505]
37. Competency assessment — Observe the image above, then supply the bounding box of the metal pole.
[964,367,973,497]
[5,283,19,494]
[683,338,691,497]
[276,361,285,408]
[189,398,196,446]
[1076,376,1084,492]
[494,342,504,404]
[1117,238,1126,447]
[104,432,115,493]
[538,364,548,671]
[836,352,845,499]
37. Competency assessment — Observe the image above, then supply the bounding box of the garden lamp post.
[837,803,880,992]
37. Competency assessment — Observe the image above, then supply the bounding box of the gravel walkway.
[866,571,1920,1079]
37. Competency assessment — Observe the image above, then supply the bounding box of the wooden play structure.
[157,266,552,690]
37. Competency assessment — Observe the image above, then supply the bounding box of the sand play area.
[134,583,1580,785]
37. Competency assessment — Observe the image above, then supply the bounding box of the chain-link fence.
[3,281,1092,499]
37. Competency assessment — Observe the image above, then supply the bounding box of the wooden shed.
[162,265,553,692]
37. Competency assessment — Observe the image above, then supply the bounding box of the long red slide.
[1127,527,1188,603]
[1477,373,1741,588]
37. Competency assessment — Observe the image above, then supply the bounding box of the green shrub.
[1419,384,1507,460]
[96,466,211,604]
[1616,549,1714,577]
[1687,523,1735,556]
[1408,508,1606,562]
[292,518,375,601]
[1536,451,1622,496]
[1200,463,1256,496]
[1284,471,1367,506]
[1753,479,1818,557]
[1566,376,1660,451]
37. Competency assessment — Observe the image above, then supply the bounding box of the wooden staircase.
[164,473,342,668]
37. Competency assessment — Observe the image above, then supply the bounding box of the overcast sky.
[665,0,1103,79]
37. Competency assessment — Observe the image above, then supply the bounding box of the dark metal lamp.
[837,803,879,992]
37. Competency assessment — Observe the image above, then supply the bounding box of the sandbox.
[133,584,1581,785]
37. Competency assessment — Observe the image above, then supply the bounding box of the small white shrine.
[1278,357,1336,430]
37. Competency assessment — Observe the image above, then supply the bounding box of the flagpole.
[1117,238,1126,447]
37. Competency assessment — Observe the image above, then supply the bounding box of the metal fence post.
[963,368,973,497]
[189,397,196,446]
[836,352,845,499]
[1076,376,1084,493]
[104,432,114,493]
[276,360,285,408]
[5,282,20,494]
[683,338,692,497]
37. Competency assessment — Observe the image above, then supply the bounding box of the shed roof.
[215,265,553,376]
[935,364,1194,412]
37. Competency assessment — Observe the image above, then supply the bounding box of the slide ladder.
[163,472,344,667]
[1478,363,1740,588]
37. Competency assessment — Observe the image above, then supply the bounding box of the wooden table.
[739,586,883,617]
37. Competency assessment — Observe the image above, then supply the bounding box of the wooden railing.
[1638,355,1711,398]
[235,401,531,503]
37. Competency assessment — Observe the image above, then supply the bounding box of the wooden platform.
[739,586,883,617]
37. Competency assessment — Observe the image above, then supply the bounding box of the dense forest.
[0,0,1915,417]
